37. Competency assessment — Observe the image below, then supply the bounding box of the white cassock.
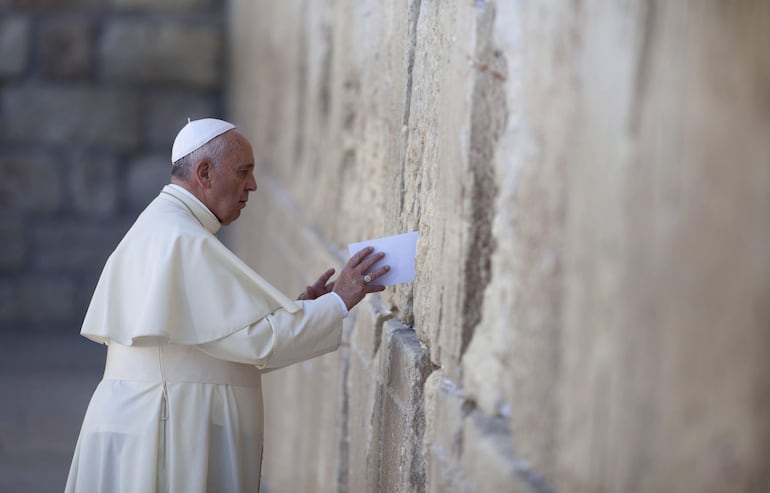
[65,184,346,493]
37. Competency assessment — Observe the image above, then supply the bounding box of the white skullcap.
[171,118,236,162]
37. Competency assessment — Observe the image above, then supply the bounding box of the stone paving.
[0,332,105,493]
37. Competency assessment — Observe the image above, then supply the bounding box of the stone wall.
[228,1,770,492]
[0,0,226,333]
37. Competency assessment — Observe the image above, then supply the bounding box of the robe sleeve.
[196,292,345,369]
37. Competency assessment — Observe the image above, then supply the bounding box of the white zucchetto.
[171,118,236,163]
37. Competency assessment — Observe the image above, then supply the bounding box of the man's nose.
[247,174,257,192]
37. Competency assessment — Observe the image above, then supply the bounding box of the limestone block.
[555,2,770,492]
[146,91,216,149]
[126,154,169,210]
[0,152,62,214]
[69,152,118,216]
[377,321,433,492]
[39,17,93,79]
[110,0,214,10]
[100,20,221,88]
[0,218,25,273]
[344,332,381,493]
[33,222,127,273]
[0,16,29,78]
[460,413,531,493]
[401,0,484,379]
[1,86,139,149]
[462,0,571,481]
[423,372,472,493]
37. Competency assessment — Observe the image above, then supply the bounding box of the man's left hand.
[298,268,336,300]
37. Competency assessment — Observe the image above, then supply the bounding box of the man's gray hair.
[171,133,229,181]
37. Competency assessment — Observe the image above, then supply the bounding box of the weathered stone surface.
[228,1,770,492]
[146,91,217,149]
[0,16,29,78]
[69,152,118,216]
[126,154,169,210]
[344,332,381,493]
[100,20,221,87]
[0,218,26,273]
[1,86,139,149]
[39,17,93,78]
[0,152,62,214]
[378,321,432,492]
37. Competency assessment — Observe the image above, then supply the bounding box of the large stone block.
[0,16,29,78]
[1,86,139,149]
[100,20,222,88]
[69,151,118,216]
[461,412,532,493]
[344,333,381,493]
[126,154,170,210]
[39,17,93,79]
[0,152,62,214]
[145,91,217,149]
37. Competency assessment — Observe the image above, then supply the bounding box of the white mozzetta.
[80,184,301,345]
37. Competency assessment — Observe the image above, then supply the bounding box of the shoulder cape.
[80,185,300,345]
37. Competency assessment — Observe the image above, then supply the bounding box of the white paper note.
[347,231,419,286]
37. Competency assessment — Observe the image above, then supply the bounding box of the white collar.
[162,184,221,234]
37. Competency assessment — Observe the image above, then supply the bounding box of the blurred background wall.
[0,0,226,334]
[227,1,770,492]
[0,0,227,490]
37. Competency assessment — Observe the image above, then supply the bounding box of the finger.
[358,252,385,274]
[314,268,336,288]
[369,265,390,279]
[349,247,375,267]
[326,281,335,291]
[365,284,387,293]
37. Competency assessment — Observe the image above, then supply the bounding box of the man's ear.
[194,160,212,189]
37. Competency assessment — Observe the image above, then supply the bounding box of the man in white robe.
[65,118,389,492]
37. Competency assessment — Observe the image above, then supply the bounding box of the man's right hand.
[332,247,390,310]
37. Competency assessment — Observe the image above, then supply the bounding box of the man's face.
[205,131,258,225]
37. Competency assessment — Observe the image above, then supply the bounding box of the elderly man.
[65,118,388,492]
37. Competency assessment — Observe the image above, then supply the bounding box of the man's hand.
[298,268,336,300]
[332,247,390,310]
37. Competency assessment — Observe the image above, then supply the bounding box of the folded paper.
[348,231,419,286]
